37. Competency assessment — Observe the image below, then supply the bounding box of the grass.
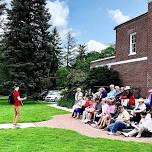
[0,127,151,152]
[0,99,68,123]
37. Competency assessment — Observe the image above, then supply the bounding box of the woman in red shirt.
[13,86,26,127]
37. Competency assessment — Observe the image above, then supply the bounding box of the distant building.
[90,0,152,97]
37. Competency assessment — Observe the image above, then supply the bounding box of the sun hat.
[124,86,131,90]
[137,98,144,103]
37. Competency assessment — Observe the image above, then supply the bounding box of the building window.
[129,32,136,55]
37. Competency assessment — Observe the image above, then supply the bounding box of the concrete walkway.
[34,113,152,144]
[48,103,73,112]
[0,123,35,129]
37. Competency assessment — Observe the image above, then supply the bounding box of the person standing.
[13,86,26,127]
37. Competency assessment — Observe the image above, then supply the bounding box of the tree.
[74,51,102,72]
[0,0,5,16]
[87,66,120,89]
[67,69,87,90]
[77,44,87,60]
[1,0,53,95]
[0,0,6,33]
[56,67,70,89]
[101,45,115,58]
[50,27,62,75]
[63,32,76,68]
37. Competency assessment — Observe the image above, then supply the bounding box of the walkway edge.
[48,103,73,112]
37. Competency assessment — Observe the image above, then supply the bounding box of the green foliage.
[1,0,55,95]
[87,66,121,88]
[58,98,74,108]
[50,27,62,75]
[67,69,87,89]
[101,45,115,58]
[77,44,87,60]
[56,67,70,89]
[74,51,102,72]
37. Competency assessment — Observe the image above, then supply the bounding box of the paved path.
[48,103,73,112]
[0,123,35,129]
[34,113,152,143]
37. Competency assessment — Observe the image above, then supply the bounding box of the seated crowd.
[72,85,152,138]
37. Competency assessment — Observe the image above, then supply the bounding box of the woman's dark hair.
[140,112,147,116]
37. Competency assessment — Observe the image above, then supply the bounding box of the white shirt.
[75,92,83,104]
[102,103,109,114]
[134,103,146,113]
[142,114,152,132]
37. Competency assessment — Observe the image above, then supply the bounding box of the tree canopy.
[1,0,54,95]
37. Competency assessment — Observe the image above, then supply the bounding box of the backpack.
[8,93,15,104]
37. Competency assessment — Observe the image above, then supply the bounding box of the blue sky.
[47,0,148,51]
[2,0,148,51]
[68,0,147,44]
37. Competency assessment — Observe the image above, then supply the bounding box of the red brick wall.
[112,61,147,97]
[147,2,152,91]
[115,14,148,62]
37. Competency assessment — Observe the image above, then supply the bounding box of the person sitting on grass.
[131,98,146,123]
[91,98,102,123]
[120,86,135,109]
[72,88,84,118]
[123,111,152,138]
[95,99,116,129]
[13,86,27,127]
[80,95,93,120]
[82,96,95,123]
[95,87,107,100]
[91,98,108,126]
[86,98,102,124]
[107,84,116,99]
[107,106,130,135]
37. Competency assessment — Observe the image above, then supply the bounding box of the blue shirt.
[107,89,116,98]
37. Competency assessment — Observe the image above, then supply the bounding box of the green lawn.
[0,99,68,123]
[0,128,151,152]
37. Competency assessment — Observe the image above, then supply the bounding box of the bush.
[87,66,121,88]
[58,98,74,108]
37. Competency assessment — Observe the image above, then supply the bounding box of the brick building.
[90,0,152,97]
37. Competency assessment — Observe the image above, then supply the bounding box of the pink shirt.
[107,105,116,114]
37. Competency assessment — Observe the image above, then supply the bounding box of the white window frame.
[129,32,136,56]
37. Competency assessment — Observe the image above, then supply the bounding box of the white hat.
[124,86,131,90]
[137,98,144,103]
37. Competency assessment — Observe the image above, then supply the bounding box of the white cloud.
[108,9,131,25]
[0,0,10,35]
[0,0,71,38]
[46,0,71,39]
[87,40,108,53]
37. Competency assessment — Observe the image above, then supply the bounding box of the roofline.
[114,12,148,30]
[91,56,115,63]
[92,57,147,68]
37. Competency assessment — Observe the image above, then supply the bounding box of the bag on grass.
[8,93,15,104]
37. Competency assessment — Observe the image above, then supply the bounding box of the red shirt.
[83,99,93,108]
[13,90,21,106]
